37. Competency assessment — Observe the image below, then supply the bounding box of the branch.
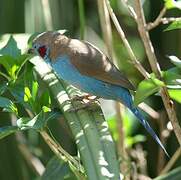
[134,0,181,146]
[146,6,167,31]
[105,0,150,79]
[147,7,181,30]
[40,131,85,176]
[160,147,181,175]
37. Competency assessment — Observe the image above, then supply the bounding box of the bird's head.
[28,31,60,59]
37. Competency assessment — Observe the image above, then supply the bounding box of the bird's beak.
[28,48,34,54]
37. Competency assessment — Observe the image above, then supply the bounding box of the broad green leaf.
[0,36,29,80]
[41,156,77,180]
[167,55,181,68]
[154,166,181,180]
[168,89,181,103]
[165,20,181,31]
[162,70,181,88]
[0,55,17,77]
[0,55,28,80]
[0,36,21,57]
[134,78,163,105]
[0,126,19,140]
[164,0,181,9]
[17,110,61,130]
[0,96,18,114]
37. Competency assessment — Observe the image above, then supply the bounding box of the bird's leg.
[71,94,98,103]
[69,94,100,112]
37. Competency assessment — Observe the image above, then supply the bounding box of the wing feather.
[68,39,135,90]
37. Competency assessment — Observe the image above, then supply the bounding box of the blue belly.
[46,56,132,107]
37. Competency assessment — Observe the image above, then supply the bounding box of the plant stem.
[160,147,181,175]
[40,130,85,178]
[105,0,150,79]
[134,0,181,146]
[146,6,167,31]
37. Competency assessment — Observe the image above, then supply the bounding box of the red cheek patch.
[38,46,47,58]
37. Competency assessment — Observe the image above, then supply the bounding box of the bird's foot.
[71,94,98,103]
[68,94,99,112]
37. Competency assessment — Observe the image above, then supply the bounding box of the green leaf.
[31,81,39,102]
[0,55,18,78]
[162,69,181,88]
[0,36,21,58]
[168,55,181,68]
[17,110,61,130]
[0,82,8,95]
[0,36,29,80]
[24,86,32,102]
[0,55,28,80]
[126,135,146,148]
[164,0,181,9]
[168,89,181,103]
[41,156,77,180]
[0,96,18,114]
[134,78,163,105]
[154,166,181,180]
[0,126,19,140]
[39,90,51,108]
[165,20,181,31]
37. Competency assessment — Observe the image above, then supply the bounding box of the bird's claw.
[68,96,99,112]
[71,94,98,103]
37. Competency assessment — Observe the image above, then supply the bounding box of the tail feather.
[130,107,169,157]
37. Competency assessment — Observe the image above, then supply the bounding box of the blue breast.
[46,56,132,106]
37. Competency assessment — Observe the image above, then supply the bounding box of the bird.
[29,31,169,156]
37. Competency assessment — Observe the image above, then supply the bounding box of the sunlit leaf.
[134,78,164,105]
[24,87,32,102]
[162,70,181,88]
[168,89,181,103]
[165,20,181,31]
[164,0,181,9]
[0,126,19,140]
[0,55,17,76]
[126,135,146,148]
[32,81,39,102]
[42,106,51,113]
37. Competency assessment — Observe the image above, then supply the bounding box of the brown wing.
[69,39,135,90]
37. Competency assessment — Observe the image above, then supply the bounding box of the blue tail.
[130,106,169,157]
[117,88,169,157]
